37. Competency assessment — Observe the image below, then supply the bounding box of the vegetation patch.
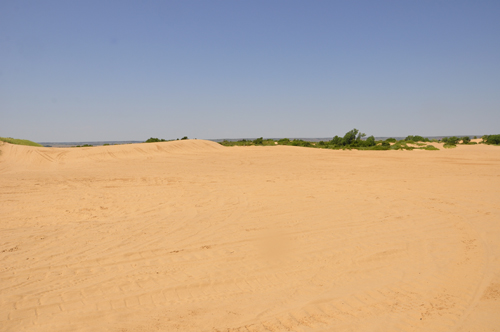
[421,145,439,150]
[145,137,168,143]
[219,131,500,151]
[482,134,500,145]
[0,137,42,147]
[405,135,430,142]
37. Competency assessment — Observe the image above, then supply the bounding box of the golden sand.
[1,140,499,331]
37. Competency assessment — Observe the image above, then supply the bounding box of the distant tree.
[330,135,342,146]
[253,137,264,145]
[385,138,396,143]
[405,135,427,142]
[341,129,359,146]
[145,137,166,143]
[446,136,460,145]
[364,135,376,147]
[484,134,500,145]
[277,138,290,145]
[181,136,188,140]
[461,136,471,144]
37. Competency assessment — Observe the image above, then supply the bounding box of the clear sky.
[1,1,499,141]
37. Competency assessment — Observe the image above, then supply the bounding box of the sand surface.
[1,140,499,332]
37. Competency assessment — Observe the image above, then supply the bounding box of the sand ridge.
[1,140,500,331]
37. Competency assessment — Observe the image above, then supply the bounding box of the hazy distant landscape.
[36,134,487,147]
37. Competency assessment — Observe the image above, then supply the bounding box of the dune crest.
[0,139,224,170]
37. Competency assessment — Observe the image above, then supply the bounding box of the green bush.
[145,137,167,143]
[364,135,376,147]
[446,136,460,145]
[290,139,312,147]
[341,129,367,146]
[405,135,428,142]
[385,138,396,143]
[219,139,254,146]
[330,135,341,146]
[181,136,188,140]
[483,134,500,145]
[277,138,291,145]
[253,137,264,145]
[461,136,471,144]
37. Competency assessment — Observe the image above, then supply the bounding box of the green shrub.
[181,136,188,140]
[330,135,342,146]
[483,134,500,145]
[360,144,390,150]
[219,139,254,146]
[461,136,471,144]
[441,136,459,145]
[341,129,361,146]
[253,137,264,145]
[291,139,312,147]
[277,138,291,145]
[405,135,428,142]
[364,135,376,147]
[145,137,166,143]
[385,138,396,143]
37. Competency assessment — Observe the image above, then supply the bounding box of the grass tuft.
[0,137,43,147]
[421,145,439,150]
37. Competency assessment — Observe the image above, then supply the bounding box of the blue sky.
[1,1,499,141]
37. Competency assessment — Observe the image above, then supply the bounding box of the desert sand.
[1,140,499,332]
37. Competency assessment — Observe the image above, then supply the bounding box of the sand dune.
[1,140,499,331]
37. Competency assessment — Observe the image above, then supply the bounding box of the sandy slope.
[1,140,499,332]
